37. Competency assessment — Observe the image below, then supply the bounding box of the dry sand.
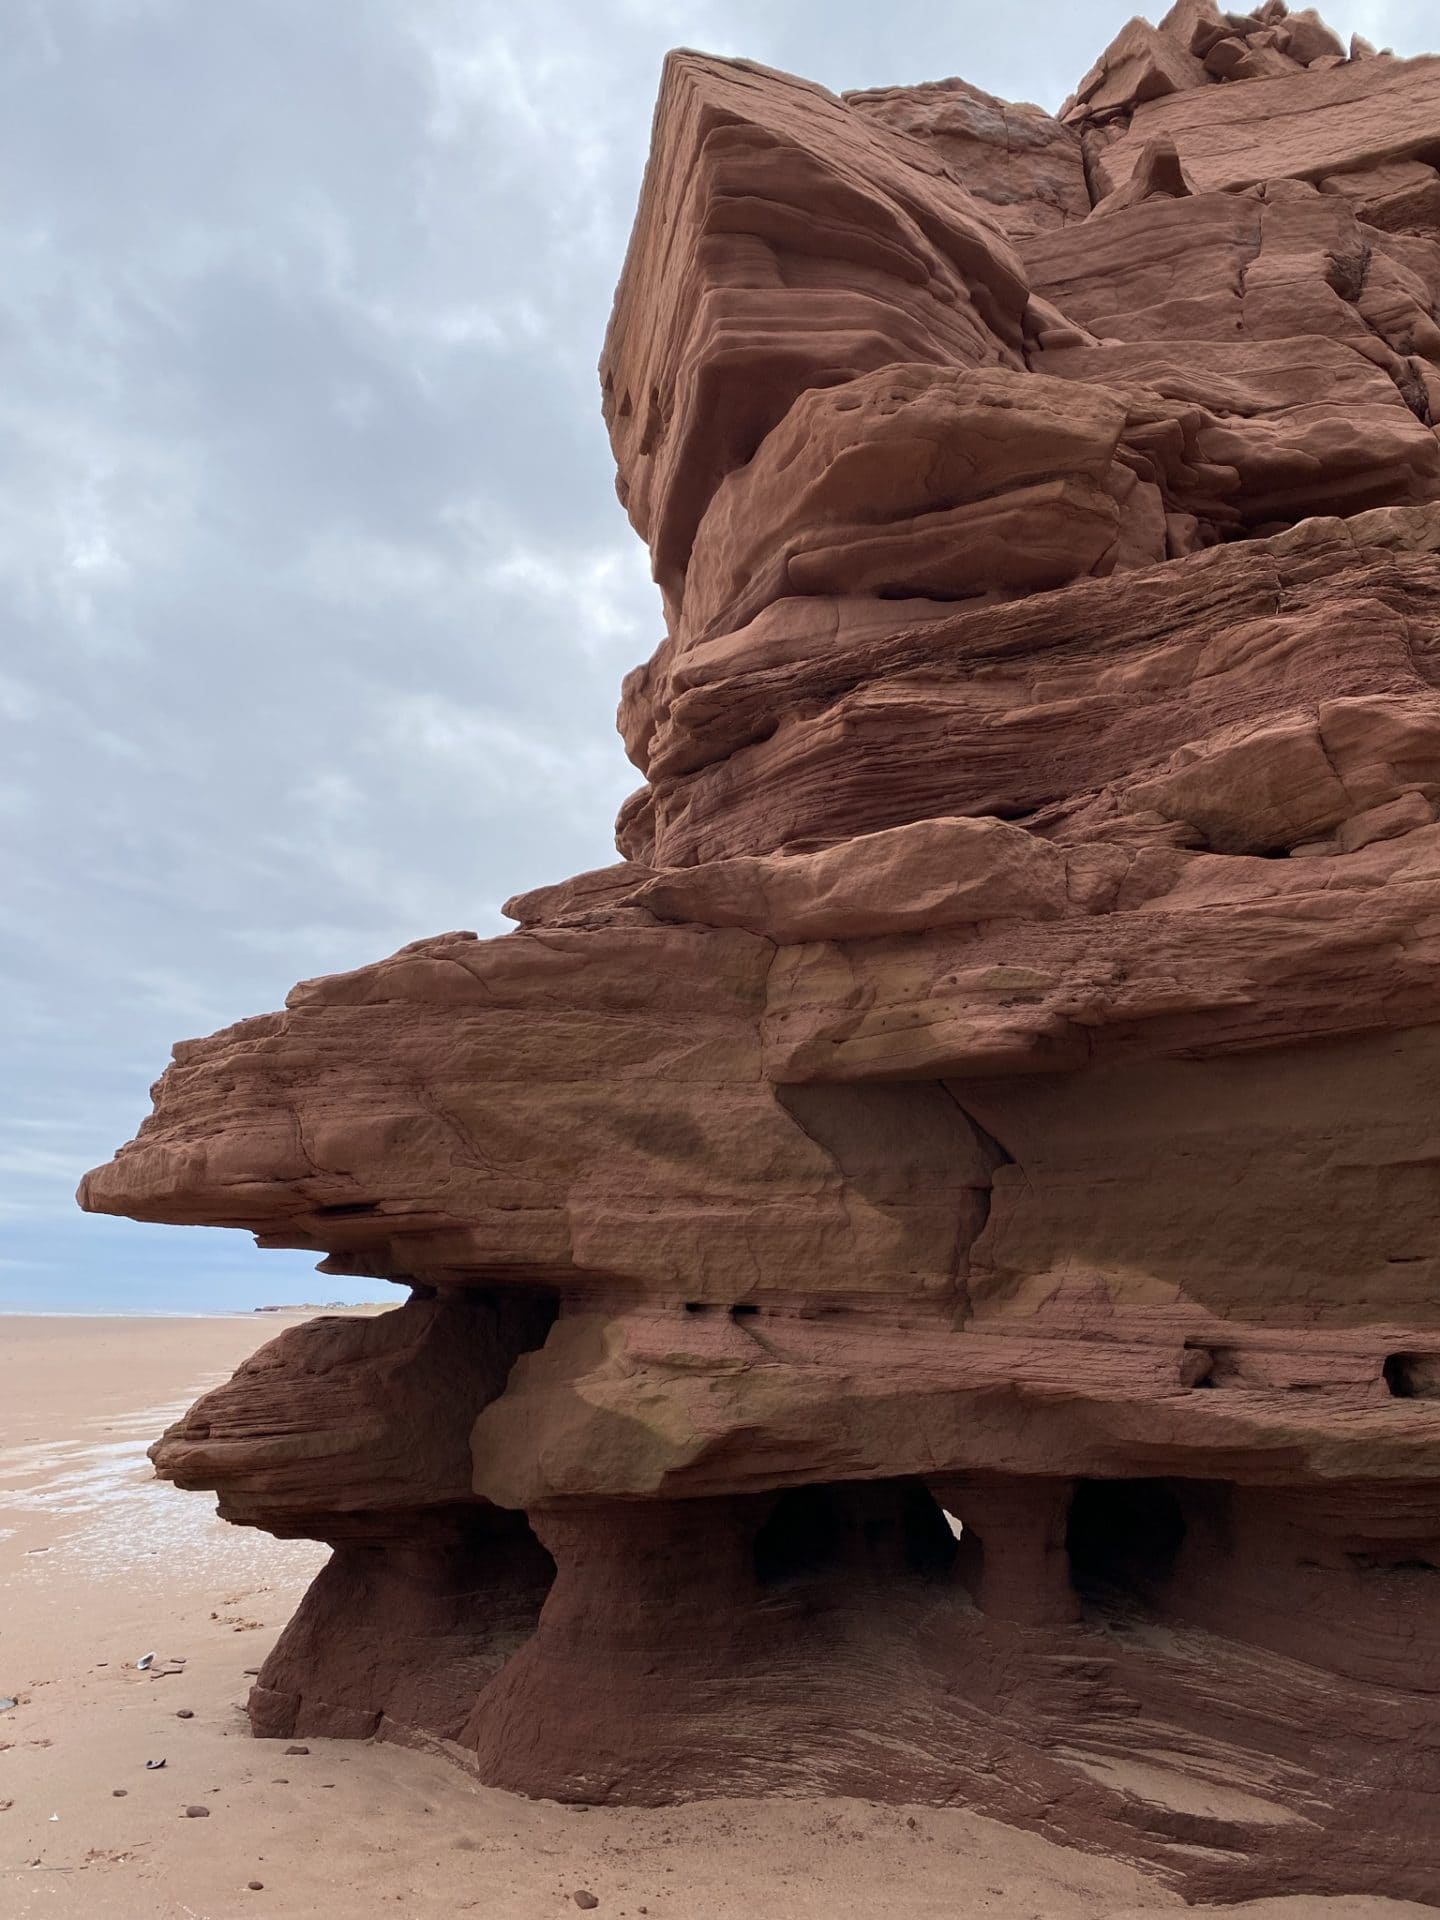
[0,1313,1431,1920]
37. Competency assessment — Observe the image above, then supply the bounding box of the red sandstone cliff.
[80,4,1440,1901]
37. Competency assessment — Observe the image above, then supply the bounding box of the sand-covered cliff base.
[0,1314,1429,1920]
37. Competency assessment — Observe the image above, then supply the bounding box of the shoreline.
[0,1303,393,1319]
[0,1309,299,1320]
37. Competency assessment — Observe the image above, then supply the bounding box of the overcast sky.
[3,0,1429,1311]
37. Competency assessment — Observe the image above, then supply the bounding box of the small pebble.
[574,1894,600,1911]
[248,1882,264,1892]
[176,1709,194,1719]
[184,1805,211,1819]
[270,1778,289,1785]
[112,1790,127,1799]
[284,1745,309,1756]
[243,1668,260,1678]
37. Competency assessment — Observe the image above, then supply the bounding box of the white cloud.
[4,0,1434,1308]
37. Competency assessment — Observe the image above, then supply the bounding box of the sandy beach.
[0,1313,1430,1920]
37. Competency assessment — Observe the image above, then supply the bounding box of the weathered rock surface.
[599,51,1029,611]
[846,77,1089,239]
[81,5,1440,1905]
[1088,48,1440,201]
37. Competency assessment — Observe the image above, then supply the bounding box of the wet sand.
[0,1313,1429,1919]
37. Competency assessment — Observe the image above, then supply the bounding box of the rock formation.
[81,4,1440,1902]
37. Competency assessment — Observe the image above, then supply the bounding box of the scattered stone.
[283,1745,309,1756]
[248,1884,264,1893]
[176,1710,194,1720]
[112,1790,127,1799]
[144,1760,166,1771]
[184,1805,210,1819]
[573,1896,600,1912]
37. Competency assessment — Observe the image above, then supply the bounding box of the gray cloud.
[1,0,1426,1307]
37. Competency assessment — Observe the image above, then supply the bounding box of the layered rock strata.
[82,6,1440,1902]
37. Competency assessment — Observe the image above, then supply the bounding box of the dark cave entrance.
[753,1484,843,1584]
[1066,1477,1187,1605]
[752,1479,957,1587]
[1384,1352,1440,1398]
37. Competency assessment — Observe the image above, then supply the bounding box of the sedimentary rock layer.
[82,5,1440,1903]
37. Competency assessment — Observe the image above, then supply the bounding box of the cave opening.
[899,1480,961,1577]
[1066,1478,1187,1605]
[753,1485,843,1584]
[752,1479,957,1587]
[1383,1352,1440,1398]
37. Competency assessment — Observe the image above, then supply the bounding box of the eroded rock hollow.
[81,3,1440,1900]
